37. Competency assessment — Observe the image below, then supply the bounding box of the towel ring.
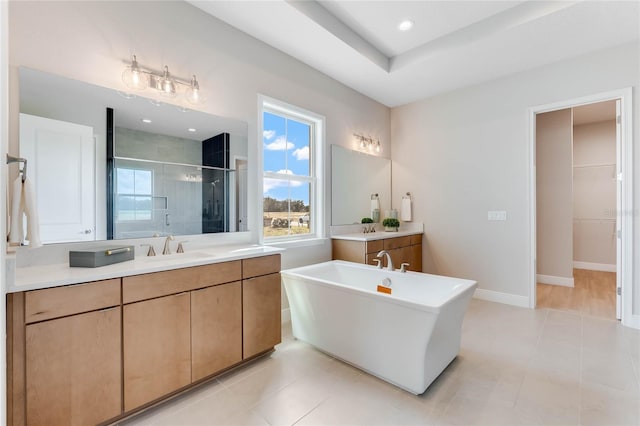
[6,154,27,182]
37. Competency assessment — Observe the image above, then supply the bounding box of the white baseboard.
[536,274,574,287]
[573,261,616,272]
[623,314,640,330]
[281,307,291,324]
[473,288,529,308]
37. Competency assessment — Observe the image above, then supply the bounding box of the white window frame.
[258,95,325,244]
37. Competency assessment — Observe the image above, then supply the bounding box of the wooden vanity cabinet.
[123,292,191,411]
[7,253,282,426]
[191,281,242,381]
[122,260,242,411]
[26,307,121,426]
[333,233,423,272]
[242,255,281,359]
[8,278,122,426]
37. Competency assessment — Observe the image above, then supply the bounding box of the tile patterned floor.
[120,300,640,426]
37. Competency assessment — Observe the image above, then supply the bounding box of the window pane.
[290,183,310,235]
[117,195,135,221]
[263,112,287,173]
[262,179,310,238]
[287,119,310,177]
[135,169,152,194]
[117,168,134,193]
[115,167,153,221]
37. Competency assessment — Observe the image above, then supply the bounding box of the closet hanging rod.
[6,154,27,182]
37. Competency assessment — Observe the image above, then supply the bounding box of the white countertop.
[331,229,423,242]
[9,244,284,293]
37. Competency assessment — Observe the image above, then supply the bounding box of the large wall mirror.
[18,68,248,244]
[331,145,391,225]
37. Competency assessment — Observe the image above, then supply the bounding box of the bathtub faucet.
[376,250,394,272]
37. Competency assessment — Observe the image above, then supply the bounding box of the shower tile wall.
[115,127,201,164]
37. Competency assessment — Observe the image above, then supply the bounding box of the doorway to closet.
[536,100,617,319]
[529,88,633,326]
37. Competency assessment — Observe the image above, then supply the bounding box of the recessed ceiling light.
[398,20,414,32]
[141,118,152,123]
[188,128,196,132]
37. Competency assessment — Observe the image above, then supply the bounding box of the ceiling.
[190,1,640,107]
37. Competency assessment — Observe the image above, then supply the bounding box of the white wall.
[6,1,390,270]
[391,42,639,313]
[536,109,573,280]
[573,120,617,267]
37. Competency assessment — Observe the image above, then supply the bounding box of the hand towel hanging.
[401,193,412,222]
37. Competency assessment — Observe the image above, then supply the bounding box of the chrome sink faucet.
[376,250,394,272]
[162,235,174,255]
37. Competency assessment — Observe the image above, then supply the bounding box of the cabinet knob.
[82,229,92,234]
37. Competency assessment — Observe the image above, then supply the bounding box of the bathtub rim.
[281,260,477,313]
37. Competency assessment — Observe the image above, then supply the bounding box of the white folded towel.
[8,176,42,248]
[401,197,412,222]
[9,176,23,245]
[23,177,42,248]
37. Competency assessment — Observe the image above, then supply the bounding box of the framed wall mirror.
[331,145,391,225]
[18,68,248,244]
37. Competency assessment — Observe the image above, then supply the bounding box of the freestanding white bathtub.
[281,260,477,395]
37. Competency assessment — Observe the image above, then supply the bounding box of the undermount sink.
[139,251,214,262]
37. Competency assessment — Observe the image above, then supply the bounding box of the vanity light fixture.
[353,133,381,153]
[122,54,206,105]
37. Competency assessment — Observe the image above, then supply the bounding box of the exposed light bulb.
[122,55,148,90]
[186,75,205,105]
[158,66,177,98]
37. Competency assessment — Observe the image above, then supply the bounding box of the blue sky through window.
[263,112,310,205]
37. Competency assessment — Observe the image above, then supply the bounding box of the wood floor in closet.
[537,268,616,319]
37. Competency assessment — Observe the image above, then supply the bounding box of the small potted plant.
[382,217,400,232]
[361,217,375,233]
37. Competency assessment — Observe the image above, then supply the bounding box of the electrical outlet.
[488,210,507,221]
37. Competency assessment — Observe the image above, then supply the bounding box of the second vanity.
[6,244,283,426]
[331,227,423,272]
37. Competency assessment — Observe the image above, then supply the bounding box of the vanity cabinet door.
[123,292,191,411]
[191,282,242,381]
[25,307,121,426]
[243,273,281,358]
[410,243,422,272]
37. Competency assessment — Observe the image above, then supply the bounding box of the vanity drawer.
[365,239,383,254]
[383,236,411,250]
[410,234,422,245]
[25,278,121,324]
[123,261,242,304]
[242,255,281,279]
